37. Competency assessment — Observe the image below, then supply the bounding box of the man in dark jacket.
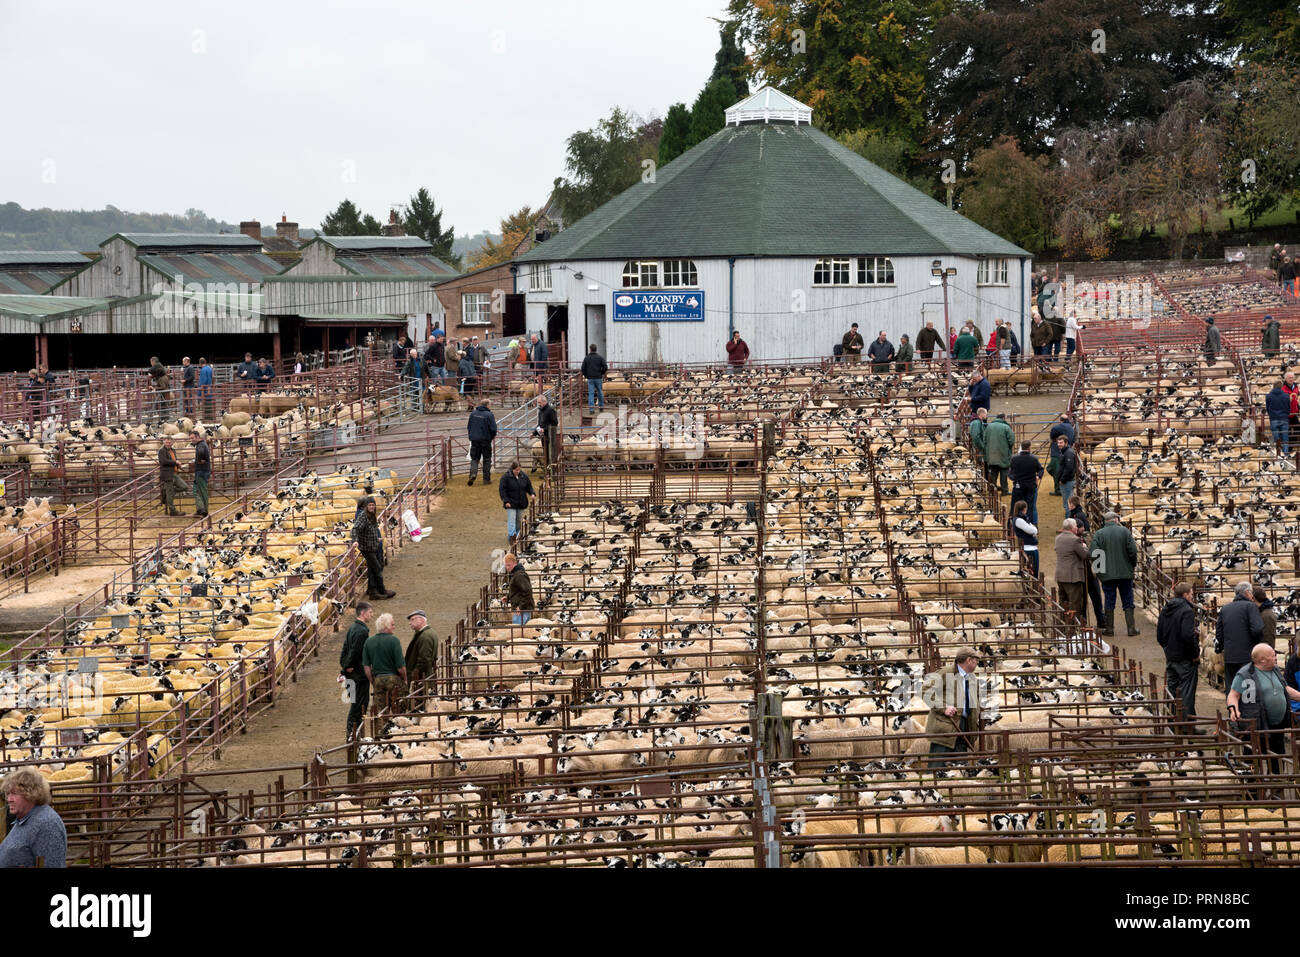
[499,460,535,544]
[466,399,498,486]
[1262,315,1280,358]
[1091,511,1139,637]
[424,335,446,381]
[1203,316,1221,365]
[954,327,979,369]
[180,357,197,417]
[529,334,548,371]
[1054,435,1079,507]
[967,372,991,417]
[339,601,373,740]
[401,348,424,412]
[236,351,257,390]
[404,610,437,686]
[392,334,409,371]
[1048,414,1076,494]
[915,321,943,362]
[1216,581,1264,684]
[1009,441,1043,526]
[581,343,608,410]
[504,553,535,625]
[1070,495,1105,627]
[158,436,189,516]
[1157,581,1199,720]
[841,324,864,363]
[534,395,559,470]
[254,358,275,391]
[866,331,895,373]
[352,496,394,600]
[189,428,211,517]
[1254,585,1277,646]
[1266,381,1291,455]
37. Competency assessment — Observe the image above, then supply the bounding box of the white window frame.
[661,259,698,288]
[462,292,493,326]
[857,256,896,285]
[529,264,552,292]
[622,260,659,288]
[813,257,852,286]
[978,258,1009,286]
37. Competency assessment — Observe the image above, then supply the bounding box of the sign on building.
[613,291,705,322]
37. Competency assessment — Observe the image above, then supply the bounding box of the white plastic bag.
[402,509,424,542]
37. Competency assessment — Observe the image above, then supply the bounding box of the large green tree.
[554,107,661,223]
[687,77,737,147]
[837,128,940,197]
[659,103,694,167]
[957,136,1051,253]
[320,199,375,236]
[402,187,459,267]
[728,0,948,142]
[1222,60,1300,224]
[927,0,1227,164]
[708,19,749,104]
[1220,0,1300,61]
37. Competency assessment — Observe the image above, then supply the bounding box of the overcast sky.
[0,0,732,235]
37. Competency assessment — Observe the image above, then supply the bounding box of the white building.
[515,87,1032,365]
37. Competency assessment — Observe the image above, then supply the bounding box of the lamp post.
[930,260,958,441]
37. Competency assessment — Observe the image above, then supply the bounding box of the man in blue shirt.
[0,768,67,867]
[198,356,214,420]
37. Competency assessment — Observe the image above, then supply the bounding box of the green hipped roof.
[517,122,1030,262]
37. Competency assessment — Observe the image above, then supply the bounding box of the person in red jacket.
[725,330,749,368]
[1284,370,1300,451]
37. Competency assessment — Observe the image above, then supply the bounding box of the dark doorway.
[546,305,568,363]
[503,294,525,338]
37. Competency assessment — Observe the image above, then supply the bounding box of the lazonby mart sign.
[613,291,704,321]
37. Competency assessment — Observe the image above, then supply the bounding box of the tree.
[1049,125,1140,260]
[320,199,368,236]
[688,77,737,147]
[927,0,1227,165]
[1222,60,1300,225]
[709,19,749,104]
[729,0,947,141]
[466,206,535,270]
[554,107,660,223]
[1220,0,1300,61]
[659,103,693,167]
[837,128,941,197]
[402,187,459,267]
[957,136,1051,253]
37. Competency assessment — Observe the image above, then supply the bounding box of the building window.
[813,258,852,285]
[529,264,552,292]
[622,260,659,288]
[661,259,698,287]
[978,258,1009,286]
[462,293,492,325]
[857,256,895,285]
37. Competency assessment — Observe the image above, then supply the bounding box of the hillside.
[0,202,238,251]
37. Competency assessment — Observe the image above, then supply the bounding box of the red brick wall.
[433,263,516,338]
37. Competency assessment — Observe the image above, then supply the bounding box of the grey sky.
[0,0,731,235]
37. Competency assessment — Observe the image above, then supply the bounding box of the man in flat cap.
[404,610,438,687]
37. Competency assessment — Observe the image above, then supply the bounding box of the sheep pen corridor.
[196,481,502,794]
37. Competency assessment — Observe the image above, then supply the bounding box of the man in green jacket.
[1262,316,1280,358]
[954,327,979,370]
[362,612,408,713]
[983,413,1015,494]
[915,321,943,362]
[895,334,914,373]
[1090,511,1139,638]
[404,610,438,686]
[968,408,989,467]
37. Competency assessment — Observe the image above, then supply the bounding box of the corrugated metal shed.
[334,255,456,278]
[315,236,433,252]
[0,269,86,295]
[138,252,284,285]
[111,233,262,251]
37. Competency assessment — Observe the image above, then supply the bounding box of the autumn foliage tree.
[466,206,535,270]
[957,137,1051,253]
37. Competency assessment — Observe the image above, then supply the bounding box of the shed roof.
[106,233,263,251]
[0,293,157,323]
[313,235,434,253]
[0,251,92,267]
[518,95,1030,263]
